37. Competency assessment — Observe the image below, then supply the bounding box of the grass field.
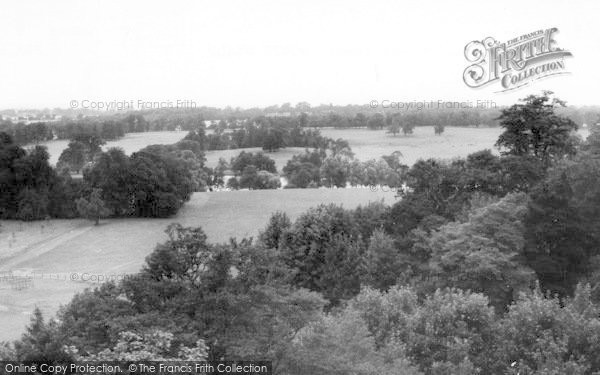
[0,188,396,341]
[320,126,504,165]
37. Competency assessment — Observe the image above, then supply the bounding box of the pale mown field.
[320,126,504,165]
[0,188,395,341]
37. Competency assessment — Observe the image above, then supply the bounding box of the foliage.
[0,135,80,219]
[57,141,87,173]
[84,147,194,217]
[281,204,364,304]
[66,330,208,361]
[422,193,536,309]
[524,155,600,296]
[289,308,422,375]
[76,188,111,225]
[496,91,579,166]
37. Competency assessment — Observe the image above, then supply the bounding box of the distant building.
[2,113,62,125]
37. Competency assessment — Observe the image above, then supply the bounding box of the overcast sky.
[1,0,598,110]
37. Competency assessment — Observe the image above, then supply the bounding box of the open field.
[320,126,591,165]
[0,188,396,341]
[320,126,504,165]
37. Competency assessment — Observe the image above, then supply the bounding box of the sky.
[0,0,598,110]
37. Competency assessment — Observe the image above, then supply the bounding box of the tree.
[422,193,536,309]
[230,151,277,174]
[353,113,368,128]
[283,150,324,188]
[238,166,281,189]
[434,123,445,135]
[282,204,364,304]
[76,188,111,225]
[348,286,497,374]
[367,113,385,130]
[259,211,291,249]
[289,308,422,375]
[262,128,284,152]
[13,307,72,362]
[119,224,326,361]
[57,141,86,173]
[524,156,600,296]
[387,120,400,136]
[363,229,403,290]
[16,187,49,221]
[401,121,415,136]
[497,284,600,374]
[495,91,578,166]
[83,148,132,216]
[320,155,352,187]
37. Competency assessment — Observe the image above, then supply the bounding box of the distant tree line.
[182,120,330,152]
[0,122,54,145]
[0,114,150,146]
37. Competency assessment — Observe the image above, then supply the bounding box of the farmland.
[320,126,504,164]
[0,188,395,340]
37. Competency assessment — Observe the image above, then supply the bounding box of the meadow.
[0,188,395,340]
[320,126,504,164]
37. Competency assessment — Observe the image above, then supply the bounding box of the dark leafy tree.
[57,141,86,173]
[367,113,385,130]
[76,188,111,225]
[524,156,600,296]
[496,91,578,166]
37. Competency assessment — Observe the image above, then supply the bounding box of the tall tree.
[76,188,111,225]
[57,141,86,173]
[495,91,578,166]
